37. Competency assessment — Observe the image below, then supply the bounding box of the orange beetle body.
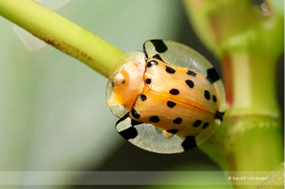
[106,40,225,154]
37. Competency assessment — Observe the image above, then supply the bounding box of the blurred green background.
[0,0,283,188]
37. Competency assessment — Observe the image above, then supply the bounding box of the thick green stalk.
[0,0,124,78]
[184,0,284,188]
[225,53,280,116]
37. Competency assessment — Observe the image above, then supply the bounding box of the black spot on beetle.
[203,122,209,129]
[143,43,148,60]
[170,89,179,95]
[150,40,168,53]
[165,66,176,74]
[185,80,194,88]
[153,54,164,62]
[167,129,178,134]
[116,112,129,125]
[149,116,160,123]
[204,90,210,100]
[182,136,197,151]
[213,95,217,102]
[173,118,182,124]
[215,111,225,121]
[187,70,197,77]
[131,109,140,119]
[139,94,147,101]
[206,67,220,83]
[111,81,115,87]
[193,120,202,127]
[131,119,143,126]
[119,127,138,140]
[147,60,158,67]
[145,78,152,84]
[167,101,176,108]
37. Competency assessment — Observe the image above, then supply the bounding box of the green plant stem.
[183,0,259,56]
[204,116,283,189]
[225,53,280,117]
[199,52,283,188]
[184,0,284,188]
[0,0,124,78]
